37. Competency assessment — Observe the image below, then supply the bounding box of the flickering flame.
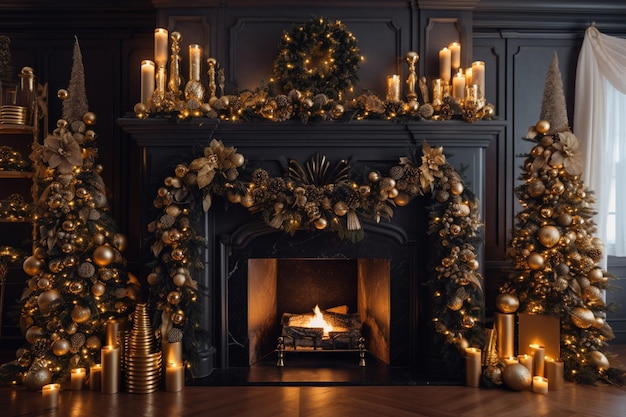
[307,304,333,336]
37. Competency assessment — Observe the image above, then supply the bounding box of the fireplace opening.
[219,221,421,373]
[248,258,390,366]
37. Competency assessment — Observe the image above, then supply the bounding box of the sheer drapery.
[574,26,626,258]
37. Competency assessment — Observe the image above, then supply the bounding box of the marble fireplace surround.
[119,118,503,383]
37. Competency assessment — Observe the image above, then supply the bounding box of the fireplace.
[120,118,502,383]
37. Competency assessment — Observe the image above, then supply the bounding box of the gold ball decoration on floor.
[502,363,532,391]
[23,364,52,390]
[495,293,520,314]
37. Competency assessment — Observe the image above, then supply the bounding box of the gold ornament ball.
[394,192,410,207]
[583,285,602,301]
[83,111,97,126]
[52,339,71,356]
[37,290,62,311]
[502,363,532,391]
[24,367,52,391]
[93,245,115,266]
[447,297,463,311]
[570,306,595,329]
[536,120,551,134]
[57,89,69,100]
[230,153,245,168]
[368,171,380,183]
[240,194,255,208]
[86,335,101,350]
[71,305,91,323]
[147,272,158,285]
[19,314,34,334]
[69,281,84,294]
[589,350,610,370]
[449,181,464,195]
[332,104,344,118]
[527,180,546,198]
[527,252,545,270]
[435,190,450,203]
[557,212,573,226]
[588,268,604,283]
[23,256,43,276]
[134,102,147,115]
[314,217,328,230]
[25,326,44,344]
[172,272,187,287]
[171,310,185,325]
[93,233,106,246]
[167,291,182,305]
[592,316,605,329]
[113,233,127,252]
[91,281,106,297]
[496,293,520,314]
[482,103,495,117]
[227,191,241,204]
[333,201,348,216]
[538,225,561,248]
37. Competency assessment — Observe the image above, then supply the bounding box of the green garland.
[273,17,361,100]
[147,139,486,370]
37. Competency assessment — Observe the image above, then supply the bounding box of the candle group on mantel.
[438,42,486,104]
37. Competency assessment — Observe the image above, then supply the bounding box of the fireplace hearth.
[120,118,502,385]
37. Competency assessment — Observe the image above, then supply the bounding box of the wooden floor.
[2,346,625,417]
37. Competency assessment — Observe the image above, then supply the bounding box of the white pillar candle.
[504,356,519,366]
[89,364,101,391]
[105,320,119,347]
[165,363,185,392]
[532,376,548,394]
[439,47,451,84]
[70,367,85,390]
[101,345,120,394]
[465,347,482,387]
[448,42,461,70]
[465,67,472,87]
[518,354,534,375]
[545,357,564,391]
[140,60,155,106]
[452,70,466,100]
[386,75,401,101]
[189,44,203,82]
[530,344,545,376]
[42,383,60,409]
[471,61,485,100]
[154,28,169,68]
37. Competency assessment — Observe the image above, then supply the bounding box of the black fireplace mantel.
[118,117,507,378]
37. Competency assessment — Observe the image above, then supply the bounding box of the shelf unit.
[0,117,39,347]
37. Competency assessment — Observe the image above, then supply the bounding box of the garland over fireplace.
[119,118,505,382]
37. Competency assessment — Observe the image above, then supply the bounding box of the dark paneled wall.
[1,0,625,342]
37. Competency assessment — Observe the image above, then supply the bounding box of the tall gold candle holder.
[123,302,162,394]
[405,51,419,109]
[494,311,515,359]
[167,31,182,98]
[153,28,169,109]
[184,44,205,107]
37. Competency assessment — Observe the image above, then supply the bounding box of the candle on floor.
[101,345,120,394]
[90,364,101,391]
[530,344,545,376]
[70,367,85,390]
[545,357,564,391]
[465,347,482,387]
[42,383,60,409]
[518,354,534,374]
[532,376,548,394]
[165,363,185,392]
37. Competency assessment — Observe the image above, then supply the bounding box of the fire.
[307,304,333,336]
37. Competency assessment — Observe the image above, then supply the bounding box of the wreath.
[146,139,486,368]
[273,17,361,100]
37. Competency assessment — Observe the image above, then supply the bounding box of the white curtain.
[574,26,626,259]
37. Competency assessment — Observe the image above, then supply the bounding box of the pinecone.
[158,214,176,229]
[312,93,329,108]
[225,167,239,182]
[418,103,434,119]
[167,328,184,343]
[389,165,404,181]
[274,106,293,122]
[32,339,49,357]
[275,94,289,107]
[251,168,269,186]
[70,333,86,352]
[77,262,96,279]
[267,177,287,195]
[345,190,361,210]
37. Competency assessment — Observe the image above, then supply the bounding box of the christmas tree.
[0,38,138,388]
[501,52,626,385]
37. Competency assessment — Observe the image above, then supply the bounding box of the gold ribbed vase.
[123,302,162,393]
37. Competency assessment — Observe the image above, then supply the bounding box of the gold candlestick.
[405,51,419,105]
[207,58,217,102]
[168,31,182,97]
[184,44,205,106]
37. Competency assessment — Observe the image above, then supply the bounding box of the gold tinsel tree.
[0,38,138,389]
[501,52,626,385]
